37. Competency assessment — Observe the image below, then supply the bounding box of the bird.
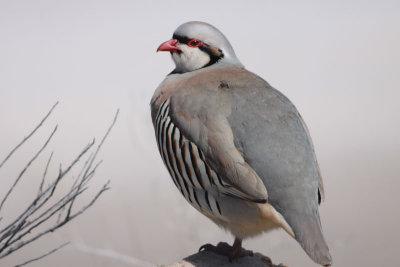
[151,21,332,266]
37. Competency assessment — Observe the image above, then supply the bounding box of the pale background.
[0,1,399,266]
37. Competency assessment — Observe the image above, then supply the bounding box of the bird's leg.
[199,237,253,261]
[229,238,254,261]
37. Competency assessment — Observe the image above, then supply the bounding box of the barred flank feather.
[154,99,224,219]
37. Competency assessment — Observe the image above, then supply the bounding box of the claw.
[199,243,212,252]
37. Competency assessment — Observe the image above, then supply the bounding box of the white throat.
[171,44,210,73]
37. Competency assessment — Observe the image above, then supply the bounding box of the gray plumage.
[152,21,332,266]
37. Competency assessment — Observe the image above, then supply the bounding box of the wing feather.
[168,88,268,203]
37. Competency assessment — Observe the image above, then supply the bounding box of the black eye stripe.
[173,34,191,44]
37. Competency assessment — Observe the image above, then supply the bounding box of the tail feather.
[289,211,332,266]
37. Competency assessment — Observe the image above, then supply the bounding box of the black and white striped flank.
[154,99,228,220]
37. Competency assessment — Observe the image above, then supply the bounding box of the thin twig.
[0,102,58,169]
[38,152,53,195]
[0,125,58,211]
[66,160,102,219]
[76,151,94,182]
[80,110,119,187]
[13,242,69,267]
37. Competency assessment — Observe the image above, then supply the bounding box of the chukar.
[151,21,332,266]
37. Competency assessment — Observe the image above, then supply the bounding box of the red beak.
[157,39,180,52]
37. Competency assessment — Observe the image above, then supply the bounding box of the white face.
[171,43,211,73]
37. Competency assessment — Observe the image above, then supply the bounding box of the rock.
[161,251,287,267]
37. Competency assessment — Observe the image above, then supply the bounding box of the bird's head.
[157,21,242,74]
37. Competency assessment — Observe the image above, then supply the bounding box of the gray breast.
[154,99,227,220]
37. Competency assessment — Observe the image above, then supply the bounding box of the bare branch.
[0,140,96,248]
[66,160,103,219]
[13,242,69,267]
[0,182,109,259]
[0,102,58,169]
[0,125,58,211]
[0,140,95,241]
[0,108,118,266]
[0,218,25,253]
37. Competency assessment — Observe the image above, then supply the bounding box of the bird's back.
[224,69,331,265]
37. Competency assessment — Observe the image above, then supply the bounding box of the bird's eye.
[187,39,202,48]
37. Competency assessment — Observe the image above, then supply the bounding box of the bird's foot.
[199,241,253,262]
